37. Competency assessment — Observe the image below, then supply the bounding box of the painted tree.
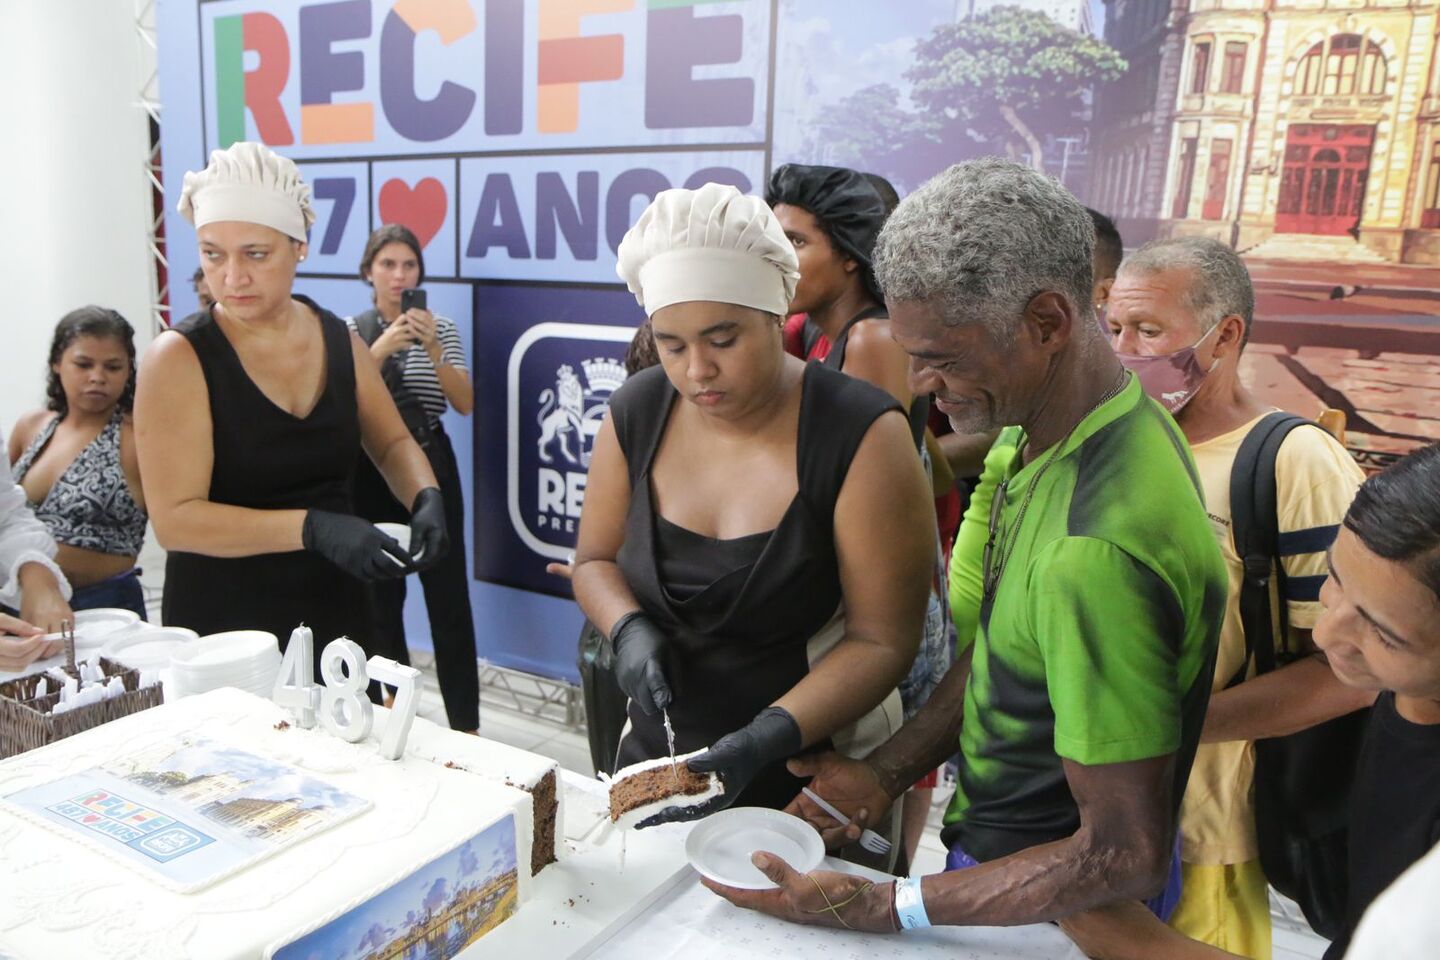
[809,84,950,191]
[906,7,1127,173]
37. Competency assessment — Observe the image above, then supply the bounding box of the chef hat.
[177,142,316,243]
[615,183,799,318]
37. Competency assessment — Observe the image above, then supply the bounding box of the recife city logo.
[508,324,635,562]
[200,1,773,284]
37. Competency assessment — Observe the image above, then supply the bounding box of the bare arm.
[840,319,913,408]
[7,410,47,467]
[429,341,474,416]
[938,429,1000,479]
[923,754,1177,925]
[118,416,145,512]
[434,363,473,415]
[870,644,973,795]
[1061,900,1243,959]
[924,429,956,498]
[409,311,474,415]
[352,333,437,509]
[1202,632,1376,743]
[722,752,1181,931]
[134,331,307,556]
[571,415,642,636]
[775,410,933,745]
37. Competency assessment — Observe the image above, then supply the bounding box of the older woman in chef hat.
[135,141,445,674]
[572,183,933,865]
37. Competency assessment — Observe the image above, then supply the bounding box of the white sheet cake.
[0,688,556,960]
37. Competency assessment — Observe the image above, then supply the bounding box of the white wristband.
[893,875,931,930]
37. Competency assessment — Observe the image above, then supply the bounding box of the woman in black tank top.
[136,142,446,673]
[575,185,934,860]
[769,164,954,867]
[767,164,923,431]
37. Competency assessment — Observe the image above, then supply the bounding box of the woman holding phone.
[349,224,479,733]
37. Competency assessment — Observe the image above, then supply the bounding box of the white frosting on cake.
[404,712,556,790]
[0,688,539,960]
[602,749,723,829]
[402,710,565,867]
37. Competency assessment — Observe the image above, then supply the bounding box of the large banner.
[159,0,778,679]
[159,0,1439,681]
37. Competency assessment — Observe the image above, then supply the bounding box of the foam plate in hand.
[685,807,824,890]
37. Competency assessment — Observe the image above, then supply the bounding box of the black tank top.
[162,297,373,654]
[610,361,901,807]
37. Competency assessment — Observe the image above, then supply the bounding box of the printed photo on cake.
[269,814,520,960]
[2,736,370,891]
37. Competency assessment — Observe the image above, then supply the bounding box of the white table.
[0,672,1090,960]
[466,773,1085,960]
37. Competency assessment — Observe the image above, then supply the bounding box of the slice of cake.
[605,750,723,828]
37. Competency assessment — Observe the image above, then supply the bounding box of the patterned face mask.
[1115,323,1221,414]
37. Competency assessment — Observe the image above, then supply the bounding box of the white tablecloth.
[580,859,1086,960]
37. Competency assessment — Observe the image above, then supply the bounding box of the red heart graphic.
[378,177,448,249]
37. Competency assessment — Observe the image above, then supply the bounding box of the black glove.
[302,509,412,581]
[637,706,802,828]
[610,611,671,717]
[407,487,448,571]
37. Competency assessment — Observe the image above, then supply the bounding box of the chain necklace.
[981,369,1129,604]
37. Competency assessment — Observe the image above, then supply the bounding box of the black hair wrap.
[766,163,888,301]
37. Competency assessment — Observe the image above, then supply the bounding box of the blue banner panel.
[472,283,643,599]
[456,151,762,284]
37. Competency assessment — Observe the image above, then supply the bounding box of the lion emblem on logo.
[536,364,588,466]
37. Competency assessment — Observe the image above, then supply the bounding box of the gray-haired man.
[706,158,1228,935]
[1105,236,1372,955]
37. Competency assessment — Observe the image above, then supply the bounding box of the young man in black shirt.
[1311,442,1440,959]
[1055,443,1440,960]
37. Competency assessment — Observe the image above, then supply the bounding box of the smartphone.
[399,289,427,343]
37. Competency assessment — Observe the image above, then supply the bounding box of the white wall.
[0,0,157,431]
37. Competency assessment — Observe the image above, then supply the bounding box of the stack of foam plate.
[169,630,281,699]
[102,625,200,673]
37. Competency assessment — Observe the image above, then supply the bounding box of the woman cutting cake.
[134,142,445,670]
[572,183,933,861]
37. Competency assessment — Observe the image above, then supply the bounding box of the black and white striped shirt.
[346,314,468,425]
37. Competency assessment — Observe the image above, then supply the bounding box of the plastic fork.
[801,786,891,856]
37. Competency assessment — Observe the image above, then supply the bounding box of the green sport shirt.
[941,375,1226,862]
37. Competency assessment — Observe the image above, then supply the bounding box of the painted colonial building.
[1089,0,1440,263]
[1087,0,1189,235]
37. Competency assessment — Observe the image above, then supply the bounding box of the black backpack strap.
[1226,412,1314,688]
[352,308,384,346]
[350,308,435,450]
